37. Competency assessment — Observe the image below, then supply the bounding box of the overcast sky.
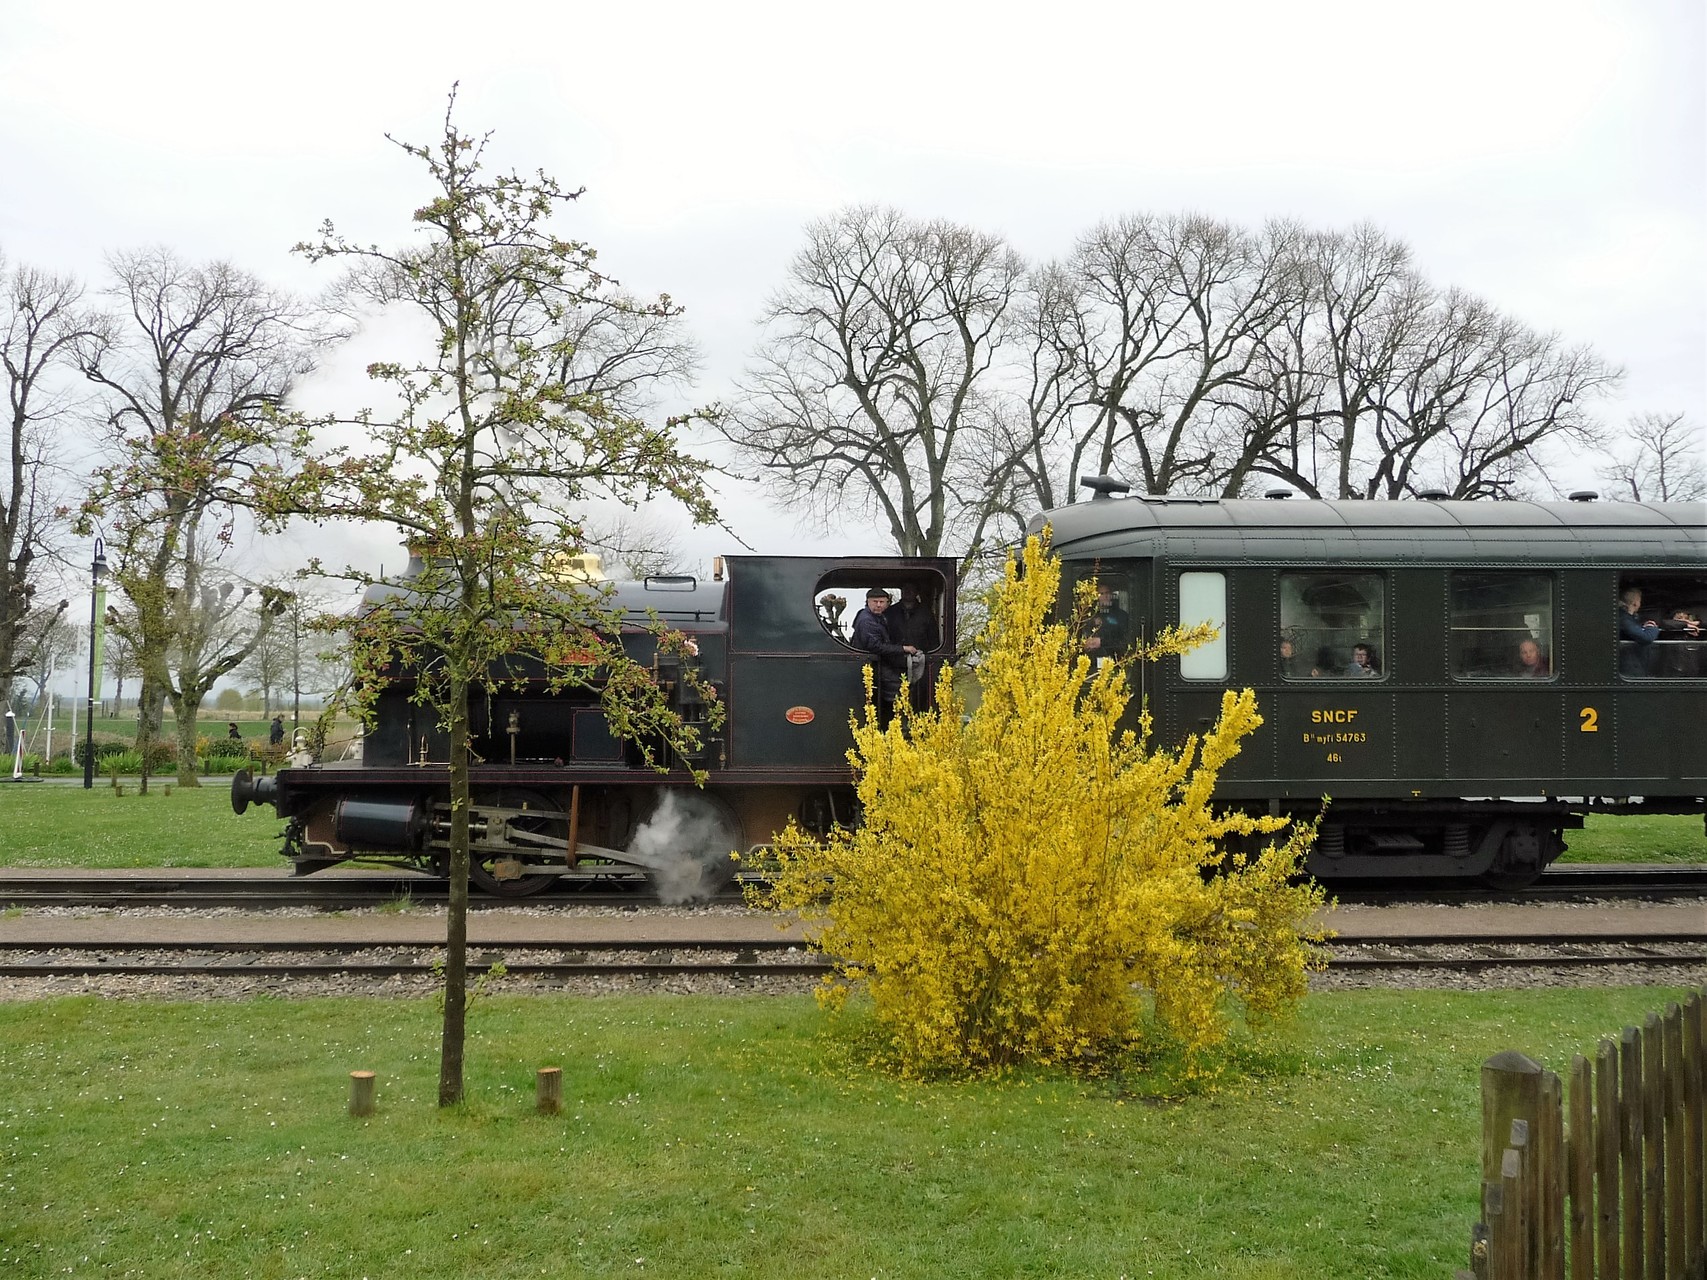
[3,0,1702,580]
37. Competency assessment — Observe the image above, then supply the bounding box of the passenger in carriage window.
[1278,636,1303,678]
[1618,587,1660,676]
[1514,638,1550,678]
[1345,642,1380,678]
[1659,608,1702,677]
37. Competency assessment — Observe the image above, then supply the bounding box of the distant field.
[0,985,1693,1279]
[0,786,1698,871]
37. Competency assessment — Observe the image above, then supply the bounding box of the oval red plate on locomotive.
[784,706,815,725]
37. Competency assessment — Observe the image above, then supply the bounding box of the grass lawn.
[0,783,286,869]
[0,985,1690,1279]
[1557,810,1706,863]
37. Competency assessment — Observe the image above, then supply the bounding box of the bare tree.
[237,603,290,715]
[1600,411,1705,502]
[79,248,321,786]
[722,206,1027,564]
[1,256,108,715]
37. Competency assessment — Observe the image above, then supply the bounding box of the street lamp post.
[83,537,108,789]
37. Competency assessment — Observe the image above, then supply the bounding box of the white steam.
[625,790,740,904]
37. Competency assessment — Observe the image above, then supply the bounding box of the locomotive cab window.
[1279,572,1385,679]
[1617,572,1706,679]
[1451,572,1554,679]
[813,570,946,652]
[1177,571,1227,680]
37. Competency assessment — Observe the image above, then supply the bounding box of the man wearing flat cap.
[851,587,918,728]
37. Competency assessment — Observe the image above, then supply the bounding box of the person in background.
[269,715,285,746]
[1514,638,1549,678]
[851,587,918,728]
[227,721,242,741]
[1278,636,1302,678]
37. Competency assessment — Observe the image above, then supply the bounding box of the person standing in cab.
[852,588,918,728]
[886,583,939,711]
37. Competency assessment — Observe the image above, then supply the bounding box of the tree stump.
[536,1066,563,1116]
[348,1070,376,1117]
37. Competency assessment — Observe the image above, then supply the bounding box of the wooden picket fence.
[1456,988,1706,1279]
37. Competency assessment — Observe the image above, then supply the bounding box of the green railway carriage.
[1033,485,1707,883]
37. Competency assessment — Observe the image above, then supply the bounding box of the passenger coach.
[1035,484,1707,884]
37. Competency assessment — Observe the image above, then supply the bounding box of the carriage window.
[1617,572,1706,680]
[1178,572,1227,680]
[1451,572,1554,680]
[1279,572,1385,679]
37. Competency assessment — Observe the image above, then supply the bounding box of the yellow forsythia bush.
[754,534,1327,1074]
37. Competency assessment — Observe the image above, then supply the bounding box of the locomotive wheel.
[466,789,566,898]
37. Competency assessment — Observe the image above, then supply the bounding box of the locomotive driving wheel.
[465,789,568,898]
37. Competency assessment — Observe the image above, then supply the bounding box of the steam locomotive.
[232,493,1706,893]
[231,554,958,895]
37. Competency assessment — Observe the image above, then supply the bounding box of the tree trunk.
[438,678,471,1107]
[174,692,204,787]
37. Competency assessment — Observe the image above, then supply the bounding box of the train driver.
[852,588,919,727]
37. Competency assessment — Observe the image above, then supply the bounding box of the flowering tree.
[756,534,1325,1074]
[255,95,721,1105]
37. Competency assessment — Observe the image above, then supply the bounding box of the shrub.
[754,535,1327,1075]
[214,688,246,712]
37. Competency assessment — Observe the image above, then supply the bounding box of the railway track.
[1,934,1703,982]
[3,863,1704,911]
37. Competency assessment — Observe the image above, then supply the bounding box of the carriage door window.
[1178,572,1227,680]
[1451,572,1554,679]
[1279,572,1386,679]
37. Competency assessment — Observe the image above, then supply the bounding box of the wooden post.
[1482,1051,1542,1275]
[348,1070,376,1117]
[1664,1004,1685,1280]
[1539,1070,1564,1280]
[565,785,580,866]
[1593,1039,1621,1280]
[1685,993,1704,1277]
[1642,1012,1664,1279]
[1620,1025,1644,1280]
[1479,1184,1503,1280]
[1502,1140,1528,1280]
[1567,1055,1593,1280]
[536,1066,563,1116]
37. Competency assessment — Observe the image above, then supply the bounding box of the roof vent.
[1080,474,1132,502]
[1418,489,1450,501]
[1568,490,1599,502]
[1263,488,1291,500]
